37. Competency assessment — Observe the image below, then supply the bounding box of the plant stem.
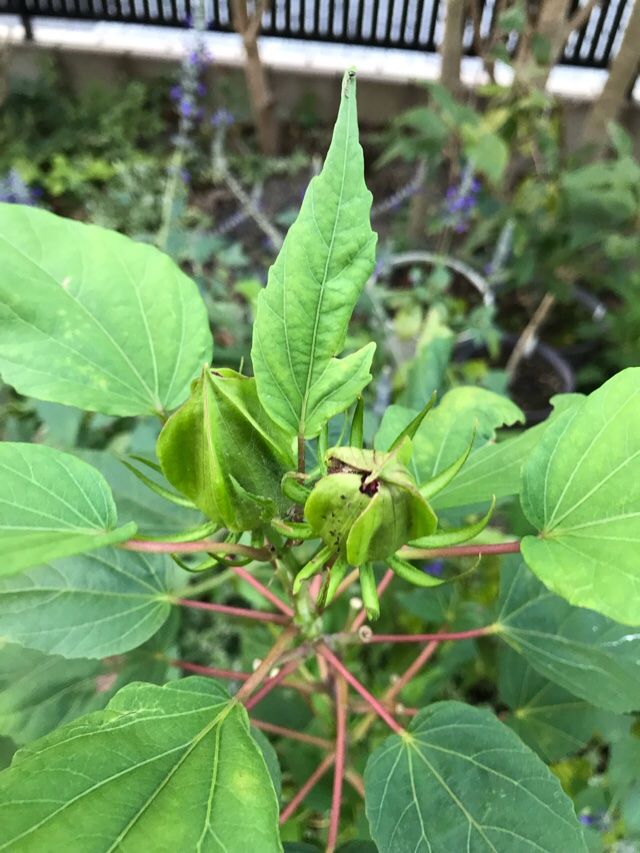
[174,598,291,625]
[317,644,404,735]
[297,434,305,474]
[231,565,294,617]
[400,540,521,560]
[122,538,271,561]
[251,718,333,750]
[235,627,297,704]
[327,675,348,853]
[333,568,360,602]
[345,768,365,799]
[177,567,235,598]
[358,625,497,644]
[280,753,335,825]
[352,640,439,742]
[245,658,303,710]
[169,659,251,681]
[349,568,394,632]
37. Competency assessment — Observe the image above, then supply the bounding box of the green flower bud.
[157,367,295,532]
[304,445,437,565]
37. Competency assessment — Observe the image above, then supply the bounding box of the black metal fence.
[0,0,634,67]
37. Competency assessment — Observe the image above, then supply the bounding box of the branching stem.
[235,627,297,704]
[174,598,291,625]
[327,675,348,853]
[231,565,294,617]
[356,624,497,644]
[401,540,521,560]
[318,644,404,735]
[281,754,335,824]
[122,538,271,561]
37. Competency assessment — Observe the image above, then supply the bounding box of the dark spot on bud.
[359,475,379,497]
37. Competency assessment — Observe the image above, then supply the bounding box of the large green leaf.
[521,368,640,623]
[0,203,212,417]
[0,443,136,576]
[0,546,179,659]
[499,645,620,763]
[497,561,640,713]
[432,394,584,510]
[251,71,377,438]
[0,677,282,852]
[376,387,523,484]
[79,450,202,537]
[0,629,170,745]
[364,700,585,852]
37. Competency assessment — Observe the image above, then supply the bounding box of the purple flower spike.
[169,84,182,101]
[196,81,207,97]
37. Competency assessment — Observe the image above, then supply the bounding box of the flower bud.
[304,445,436,565]
[157,367,295,531]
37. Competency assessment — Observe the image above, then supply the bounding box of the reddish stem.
[175,597,290,625]
[251,718,332,750]
[122,538,270,560]
[318,644,404,735]
[401,540,521,560]
[386,639,440,702]
[327,676,348,853]
[280,753,335,825]
[349,568,394,632]
[231,565,294,617]
[361,625,495,644]
[170,660,251,681]
[245,658,303,710]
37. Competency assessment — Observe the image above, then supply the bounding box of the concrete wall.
[3,22,640,140]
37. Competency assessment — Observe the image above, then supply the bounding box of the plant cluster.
[0,72,639,851]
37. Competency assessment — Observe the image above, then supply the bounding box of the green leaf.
[520,368,640,623]
[0,203,212,417]
[377,387,523,484]
[0,644,107,745]
[252,71,377,438]
[432,394,584,509]
[0,546,179,659]
[499,645,620,763]
[0,677,282,851]
[0,443,136,576]
[0,631,170,745]
[364,700,586,852]
[497,561,640,713]
[78,450,203,538]
[251,726,283,800]
[466,132,509,183]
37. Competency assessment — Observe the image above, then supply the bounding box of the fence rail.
[0,0,634,67]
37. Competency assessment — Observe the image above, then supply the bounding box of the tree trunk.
[514,0,599,91]
[230,0,280,155]
[583,0,640,147]
[441,0,467,97]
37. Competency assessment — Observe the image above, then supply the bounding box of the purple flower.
[422,560,444,577]
[196,81,207,97]
[169,84,182,102]
[211,107,234,128]
[180,168,191,184]
[179,98,194,118]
